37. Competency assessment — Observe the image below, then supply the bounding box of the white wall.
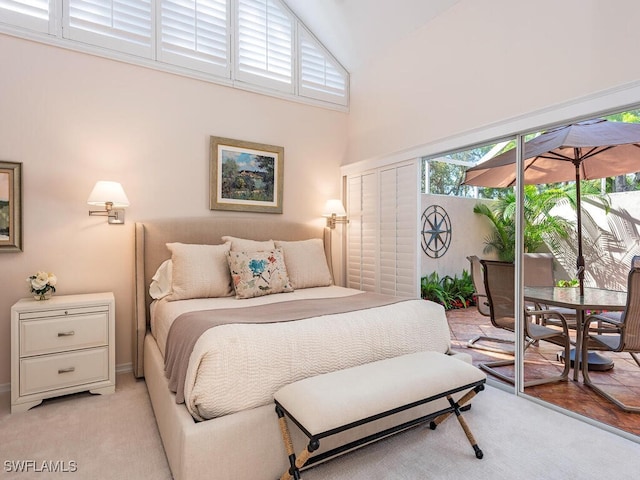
[347,0,640,165]
[0,34,348,385]
[550,191,640,290]
[420,195,496,279]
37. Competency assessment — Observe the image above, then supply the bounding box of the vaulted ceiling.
[283,0,461,72]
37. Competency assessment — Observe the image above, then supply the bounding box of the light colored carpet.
[1,373,639,479]
[0,373,171,479]
[304,385,640,480]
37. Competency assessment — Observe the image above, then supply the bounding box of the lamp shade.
[322,199,347,217]
[87,181,130,207]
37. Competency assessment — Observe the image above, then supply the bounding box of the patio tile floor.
[446,307,640,437]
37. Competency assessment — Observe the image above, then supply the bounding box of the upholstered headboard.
[132,216,331,378]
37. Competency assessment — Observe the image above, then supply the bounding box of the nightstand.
[11,292,116,413]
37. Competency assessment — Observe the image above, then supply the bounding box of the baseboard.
[116,362,133,374]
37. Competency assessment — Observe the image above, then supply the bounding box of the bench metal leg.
[276,405,318,480]
[429,385,484,459]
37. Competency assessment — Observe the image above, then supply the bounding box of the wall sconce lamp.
[322,199,349,229]
[87,181,130,224]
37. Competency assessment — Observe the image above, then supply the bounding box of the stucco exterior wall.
[420,194,496,279]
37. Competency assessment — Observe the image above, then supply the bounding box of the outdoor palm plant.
[473,183,609,262]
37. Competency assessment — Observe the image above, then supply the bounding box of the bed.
[133,216,467,480]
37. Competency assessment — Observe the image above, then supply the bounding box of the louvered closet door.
[379,163,418,297]
[346,172,378,291]
[345,160,419,298]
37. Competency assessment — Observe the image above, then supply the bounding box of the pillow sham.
[274,238,333,289]
[165,242,233,301]
[227,249,293,299]
[221,236,275,252]
[149,259,173,300]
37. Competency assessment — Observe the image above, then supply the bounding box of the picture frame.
[0,161,23,252]
[210,136,284,214]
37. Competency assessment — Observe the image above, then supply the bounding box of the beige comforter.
[173,293,451,421]
[165,293,409,405]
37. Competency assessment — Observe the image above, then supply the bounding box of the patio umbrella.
[462,118,640,295]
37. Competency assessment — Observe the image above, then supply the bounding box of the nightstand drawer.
[20,347,109,396]
[20,312,108,357]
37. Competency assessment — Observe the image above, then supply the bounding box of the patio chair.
[467,253,574,353]
[523,253,578,329]
[581,256,640,412]
[480,259,571,387]
[466,255,515,354]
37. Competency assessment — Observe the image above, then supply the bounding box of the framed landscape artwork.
[210,136,284,214]
[0,161,23,252]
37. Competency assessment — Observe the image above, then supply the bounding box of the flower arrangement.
[27,271,57,300]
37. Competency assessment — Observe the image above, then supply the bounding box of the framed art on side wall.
[210,136,284,214]
[0,161,23,252]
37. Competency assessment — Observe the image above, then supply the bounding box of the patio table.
[524,286,627,381]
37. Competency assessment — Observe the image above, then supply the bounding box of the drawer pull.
[57,331,75,337]
[58,367,75,374]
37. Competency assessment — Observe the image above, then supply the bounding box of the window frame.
[0,0,349,110]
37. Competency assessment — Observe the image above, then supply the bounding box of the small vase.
[33,291,52,301]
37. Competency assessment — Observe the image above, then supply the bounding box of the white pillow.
[274,238,333,289]
[222,236,276,252]
[165,242,233,300]
[149,259,173,300]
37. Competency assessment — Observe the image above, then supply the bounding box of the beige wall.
[4,0,640,386]
[347,0,640,164]
[0,34,348,385]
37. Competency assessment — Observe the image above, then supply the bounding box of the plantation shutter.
[380,168,398,295]
[346,172,378,292]
[236,0,292,92]
[158,0,229,76]
[346,175,363,290]
[299,27,348,106]
[379,163,418,297]
[64,0,153,58]
[0,0,52,33]
[346,160,419,297]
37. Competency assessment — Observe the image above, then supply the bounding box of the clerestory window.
[0,0,349,108]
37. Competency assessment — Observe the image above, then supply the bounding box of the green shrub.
[420,270,475,310]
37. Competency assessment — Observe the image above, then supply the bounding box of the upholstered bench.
[274,351,487,480]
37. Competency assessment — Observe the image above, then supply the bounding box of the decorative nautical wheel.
[421,205,452,258]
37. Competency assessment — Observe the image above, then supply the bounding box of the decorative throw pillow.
[274,239,333,289]
[221,236,276,252]
[165,242,233,300]
[227,249,294,299]
[149,259,173,300]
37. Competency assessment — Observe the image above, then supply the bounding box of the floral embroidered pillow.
[227,249,294,299]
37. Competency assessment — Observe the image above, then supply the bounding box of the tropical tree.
[473,183,609,262]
